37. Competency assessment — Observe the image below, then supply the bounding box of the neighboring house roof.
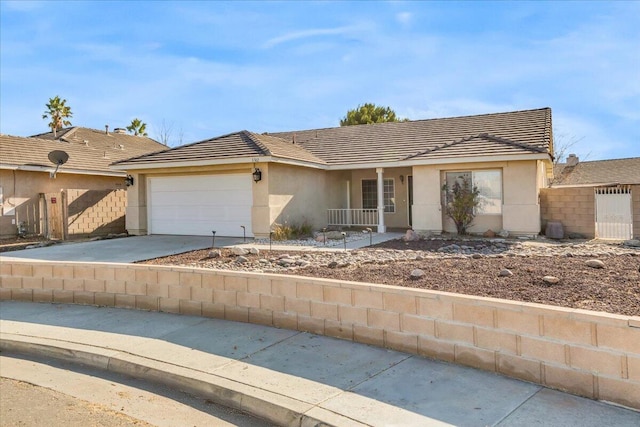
[1,127,166,176]
[552,157,640,187]
[112,108,553,170]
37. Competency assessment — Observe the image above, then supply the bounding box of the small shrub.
[442,176,480,235]
[271,222,313,241]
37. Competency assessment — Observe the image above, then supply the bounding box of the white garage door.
[148,174,253,237]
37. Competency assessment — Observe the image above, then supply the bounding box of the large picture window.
[445,170,502,214]
[362,179,395,213]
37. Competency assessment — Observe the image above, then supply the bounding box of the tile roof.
[113,108,552,169]
[552,157,640,186]
[1,127,166,175]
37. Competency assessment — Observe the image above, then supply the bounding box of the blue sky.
[1,1,638,160]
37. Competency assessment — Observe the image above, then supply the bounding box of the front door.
[408,175,414,227]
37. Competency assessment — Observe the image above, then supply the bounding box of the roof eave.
[110,155,273,171]
[1,163,126,177]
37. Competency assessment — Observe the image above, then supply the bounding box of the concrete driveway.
[0,235,245,263]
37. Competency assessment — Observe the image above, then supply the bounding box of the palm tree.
[42,96,73,137]
[126,118,148,136]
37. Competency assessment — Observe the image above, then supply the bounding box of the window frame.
[444,169,502,215]
[361,178,396,213]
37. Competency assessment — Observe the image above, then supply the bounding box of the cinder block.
[385,330,418,354]
[520,336,567,365]
[475,328,517,354]
[115,294,136,309]
[496,309,540,336]
[628,355,640,382]
[213,289,237,306]
[597,324,640,354]
[297,282,323,300]
[126,281,147,296]
[177,271,201,288]
[11,288,33,302]
[94,293,115,307]
[298,315,325,335]
[310,301,338,321]
[352,289,384,309]
[157,270,180,286]
[236,291,260,308]
[598,377,640,410]
[455,344,496,371]
[497,353,542,384]
[224,275,247,291]
[135,295,159,311]
[271,279,296,297]
[1,276,22,289]
[159,297,180,314]
[417,297,453,320]
[325,319,353,341]
[84,279,105,293]
[146,283,169,298]
[247,276,271,294]
[114,268,136,282]
[191,286,214,303]
[338,305,367,325]
[0,288,11,300]
[168,284,191,300]
[453,304,495,327]
[180,300,202,316]
[53,290,74,303]
[12,263,33,277]
[135,269,158,285]
[418,336,455,362]
[201,302,225,319]
[543,316,593,346]
[0,262,12,276]
[383,293,417,314]
[323,286,352,305]
[74,266,95,280]
[73,291,95,305]
[260,294,285,312]
[569,346,625,378]
[436,321,474,344]
[353,324,384,347]
[32,289,53,303]
[544,364,595,399]
[273,311,298,330]
[32,264,53,278]
[22,277,43,289]
[63,278,85,291]
[225,306,249,323]
[284,297,311,316]
[368,309,400,331]
[249,307,273,326]
[401,314,435,336]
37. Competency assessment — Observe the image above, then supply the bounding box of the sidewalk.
[1,302,637,426]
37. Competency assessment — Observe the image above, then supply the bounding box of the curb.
[0,333,367,427]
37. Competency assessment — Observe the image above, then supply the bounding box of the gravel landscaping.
[141,237,640,317]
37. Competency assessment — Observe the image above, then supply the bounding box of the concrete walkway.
[0,233,404,263]
[1,302,637,427]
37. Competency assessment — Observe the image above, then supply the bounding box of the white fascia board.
[1,163,125,177]
[110,156,273,171]
[550,182,630,188]
[268,157,326,170]
[324,153,551,170]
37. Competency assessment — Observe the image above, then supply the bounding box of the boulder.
[325,231,346,240]
[403,229,420,242]
[249,247,260,255]
[498,229,510,238]
[585,259,605,269]
[208,250,222,258]
[542,276,560,284]
[622,239,640,248]
[232,247,249,256]
[499,268,513,277]
[236,256,248,264]
[483,229,496,238]
[410,269,425,280]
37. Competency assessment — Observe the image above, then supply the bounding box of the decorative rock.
[328,261,338,268]
[498,230,510,238]
[623,239,640,247]
[315,235,327,243]
[208,250,222,258]
[249,247,260,255]
[410,269,425,279]
[499,269,513,277]
[542,275,560,284]
[403,229,420,242]
[236,256,248,264]
[585,259,605,269]
[483,229,496,238]
[472,253,483,259]
[232,247,249,256]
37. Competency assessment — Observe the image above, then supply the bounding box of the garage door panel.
[148,174,253,237]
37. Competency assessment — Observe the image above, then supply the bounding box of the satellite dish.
[48,150,69,178]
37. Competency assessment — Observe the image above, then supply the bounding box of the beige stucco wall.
[2,259,638,410]
[411,160,543,236]
[0,169,126,239]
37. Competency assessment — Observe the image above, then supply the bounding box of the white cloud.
[396,12,412,27]
[263,25,363,48]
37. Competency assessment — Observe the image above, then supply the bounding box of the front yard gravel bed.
[140,238,640,317]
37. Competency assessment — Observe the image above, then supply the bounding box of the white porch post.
[376,167,386,233]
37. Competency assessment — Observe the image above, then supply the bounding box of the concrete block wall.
[1,259,638,410]
[66,189,126,237]
[540,187,595,238]
[633,185,640,238]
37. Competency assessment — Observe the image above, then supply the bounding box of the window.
[362,179,395,213]
[444,170,502,214]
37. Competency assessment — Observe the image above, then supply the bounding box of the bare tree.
[552,129,587,166]
[155,119,174,146]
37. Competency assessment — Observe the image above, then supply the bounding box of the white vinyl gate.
[595,186,632,240]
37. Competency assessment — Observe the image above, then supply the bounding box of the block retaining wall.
[1,259,638,410]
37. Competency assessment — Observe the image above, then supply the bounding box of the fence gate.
[595,186,632,240]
